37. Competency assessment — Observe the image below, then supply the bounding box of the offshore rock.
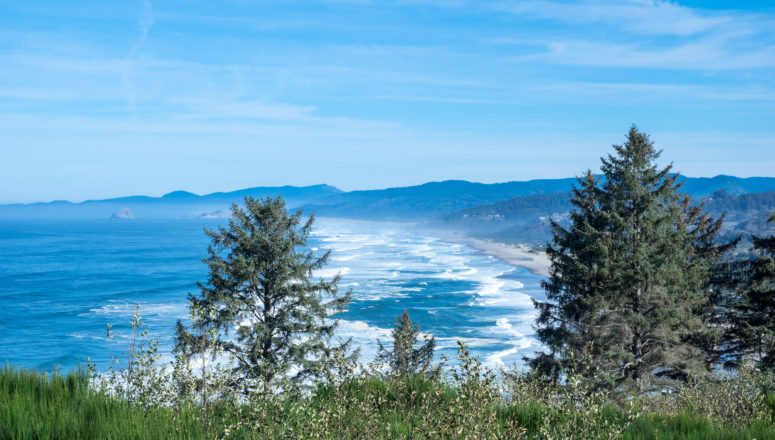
[111,207,134,220]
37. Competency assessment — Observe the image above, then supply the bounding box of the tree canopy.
[375,310,436,378]
[725,214,775,371]
[175,196,351,394]
[530,126,726,394]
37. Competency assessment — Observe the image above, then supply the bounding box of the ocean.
[0,218,546,372]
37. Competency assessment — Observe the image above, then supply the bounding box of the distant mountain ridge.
[301,178,578,220]
[2,175,775,220]
[302,175,775,220]
[437,188,775,246]
[680,175,775,196]
[0,185,342,219]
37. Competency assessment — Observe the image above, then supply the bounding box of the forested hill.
[300,179,577,220]
[3,175,775,220]
[0,185,342,219]
[301,175,775,221]
[681,175,775,196]
[437,189,775,246]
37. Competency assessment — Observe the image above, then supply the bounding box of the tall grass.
[3,311,773,439]
[0,364,204,439]
[2,356,774,439]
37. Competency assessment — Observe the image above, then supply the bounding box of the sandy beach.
[460,237,550,277]
[431,229,551,277]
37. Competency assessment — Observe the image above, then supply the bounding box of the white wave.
[327,244,364,252]
[471,277,535,308]
[434,268,465,280]
[335,319,395,361]
[487,347,519,366]
[332,254,358,262]
[495,317,522,338]
[315,267,350,278]
[357,292,406,302]
[87,302,186,318]
[434,336,499,350]
[477,298,507,306]
[484,328,534,366]
[476,279,505,296]
[493,317,535,340]
[336,320,393,340]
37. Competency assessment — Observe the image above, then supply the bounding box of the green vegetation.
[531,126,729,393]
[4,127,775,438]
[375,310,437,379]
[0,364,203,439]
[2,352,773,439]
[724,213,775,371]
[439,182,775,248]
[175,196,352,395]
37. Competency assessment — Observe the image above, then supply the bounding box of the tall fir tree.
[725,214,775,370]
[530,126,726,394]
[375,310,436,378]
[175,196,351,394]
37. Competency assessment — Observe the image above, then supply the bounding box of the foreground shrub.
[5,309,774,439]
[638,361,774,427]
[3,360,775,440]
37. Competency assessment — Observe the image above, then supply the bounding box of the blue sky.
[1,0,774,203]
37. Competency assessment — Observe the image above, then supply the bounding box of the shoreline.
[459,237,551,278]
[431,229,550,277]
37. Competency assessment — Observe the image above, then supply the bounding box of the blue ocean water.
[0,218,546,372]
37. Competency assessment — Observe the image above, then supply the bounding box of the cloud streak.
[0,0,773,201]
[533,38,775,70]
[497,0,730,36]
[123,0,155,114]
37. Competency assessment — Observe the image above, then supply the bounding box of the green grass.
[0,364,204,439]
[2,365,774,439]
[622,413,775,440]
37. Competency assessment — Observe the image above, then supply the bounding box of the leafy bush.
[4,309,775,439]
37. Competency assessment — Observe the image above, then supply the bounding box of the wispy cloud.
[496,0,729,36]
[172,99,317,121]
[1,0,773,202]
[533,81,775,103]
[123,0,155,114]
[532,38,775,70]
[479,1,775,71]
[130,0,154,56]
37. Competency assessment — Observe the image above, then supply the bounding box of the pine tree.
[530,126,726,394]
[175,196,351,394]
[726,214,775,370]
[376,310,436,378]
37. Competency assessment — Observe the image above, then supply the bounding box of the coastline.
[460,237,550,278]
[432,229,550,277]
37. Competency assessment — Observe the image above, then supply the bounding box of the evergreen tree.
[530,126,726,394]
[726,214,775,371]
[375,310,436,378]
[175,196,351,394]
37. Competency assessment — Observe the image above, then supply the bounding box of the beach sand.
[431,229,550,277]
[459,237,550,277]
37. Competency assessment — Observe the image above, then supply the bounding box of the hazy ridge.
[3,176,775,235]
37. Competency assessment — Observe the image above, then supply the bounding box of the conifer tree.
[175,196,351,394]
[530,126,726,394]
[726,214,775,370]
[376,310,436,377]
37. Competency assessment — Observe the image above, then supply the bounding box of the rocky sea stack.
[110,207,134,220]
